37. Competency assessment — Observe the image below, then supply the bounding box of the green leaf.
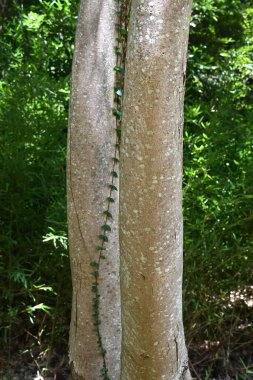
[111,171,118,178]
[102,224,111,232]
[120,28,128,36]
[114,88,123,97]
[90,262,99,269]
[112,108,122,119]
[107,197,115,203]
[108,184,118,191]
[98,234,109,242]
[114,66,125,75]
[26,303,52,315]
[91,285,98,292]
[103,210,113,218]
[114,46,122,56]
[96,246,106,251]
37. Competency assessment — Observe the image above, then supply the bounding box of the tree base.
[181,368,193,380]
[70,363,87,380]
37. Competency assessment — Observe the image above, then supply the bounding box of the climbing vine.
[89,1,131,378]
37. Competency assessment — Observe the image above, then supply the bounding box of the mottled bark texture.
[120,1,193,379]
[67,1,121,379]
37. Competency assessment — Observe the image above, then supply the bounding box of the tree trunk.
[120,1,193,379]
[67,1,121,379]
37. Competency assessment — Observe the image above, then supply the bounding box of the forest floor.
[0,349,71,380]
[189,345,253,380]
[0,345,252,380]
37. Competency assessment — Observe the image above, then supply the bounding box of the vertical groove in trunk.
[120,1,193,379]
[67,1,121,379]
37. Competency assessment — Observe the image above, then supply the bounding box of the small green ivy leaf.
[98,234,109,242]
[112,108,122,119]
[103,210,113,218]
[111,171,118,178]
[114,88,123,97]
[102,224,111,232]
[120,28,127,36]
[115,24,127,36]
[90,261,99,269]
[107,197,115,203]
[114,66,125,75]
[116,37,124,43]
[114,46,122,56]
[96,246,106,251]
[108,184,118,191]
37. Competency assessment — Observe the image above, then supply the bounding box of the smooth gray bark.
[67,1,121,379]
[120,1,193,379]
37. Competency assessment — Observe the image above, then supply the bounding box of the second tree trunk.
[120,1,193,379]
[67,1,121,379]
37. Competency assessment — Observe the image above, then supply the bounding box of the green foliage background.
[0,0,252,373]
[184,0,253,345]
[0,0,78,351]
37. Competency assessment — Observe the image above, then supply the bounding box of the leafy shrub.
[184,0,253,349]
[0,0,78,350]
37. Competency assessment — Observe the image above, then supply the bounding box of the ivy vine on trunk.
[90,1,131,378]
[67,1,131,379]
